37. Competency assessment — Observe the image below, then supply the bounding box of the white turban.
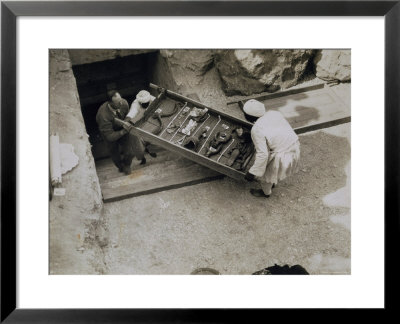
[136,90,151,104]
[243,99,266,117]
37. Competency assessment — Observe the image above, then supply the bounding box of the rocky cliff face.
[69,49,350,101]
[151,49,229,112]
[314,50,351,82]
[153,49,217,93]
[151,49,352,114]
[215,49,316,96]
[160,49,216,77]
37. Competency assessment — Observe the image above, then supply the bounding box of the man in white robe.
[244,99,300,198]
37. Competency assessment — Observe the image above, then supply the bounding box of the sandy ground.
[95,123,351,275]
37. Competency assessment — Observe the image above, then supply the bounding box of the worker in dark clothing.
[96,90,143,175]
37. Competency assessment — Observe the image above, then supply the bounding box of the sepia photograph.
[49,48,351,275]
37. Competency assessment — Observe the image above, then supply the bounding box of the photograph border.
[1,0,399,321]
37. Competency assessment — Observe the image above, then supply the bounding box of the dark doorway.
[72,52,158,159]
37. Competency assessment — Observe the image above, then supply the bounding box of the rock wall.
[152,50,216,93]
[151,49,353,116]
[150,50,230,112]
[215,49,316,96]
[49,49,104,274]
[68,49,157,66]
[314,49,351,82]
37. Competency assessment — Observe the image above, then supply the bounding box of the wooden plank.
[264,92,336,112]
[96,151,174,181]
[101,160,208,190]
[295,117,351,134]
[150,83,254,128]
[226,86,350,132]
[258,85,350,132]
[95,144,226,202]
[226,83,325,105]
[100,156,194,184]
[123,124,246,181]
[101,164,224,203]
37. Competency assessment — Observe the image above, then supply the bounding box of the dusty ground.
[94,123,351,275]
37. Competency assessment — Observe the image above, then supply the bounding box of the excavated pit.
[71,51,160,160]
[70,50,229,202]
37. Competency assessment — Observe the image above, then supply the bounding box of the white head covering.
[136,90,151,104]
[243,99,266,117]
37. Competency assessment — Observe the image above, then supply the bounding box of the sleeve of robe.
[126,95,157,122]
[249,126,269,177]
[126,100,140,119]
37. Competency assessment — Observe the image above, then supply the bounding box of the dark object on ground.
[250,188,269,198]
[140,157,146,165]
[245,171,255,182]
[191,267,221,275]
[253,264,309,275]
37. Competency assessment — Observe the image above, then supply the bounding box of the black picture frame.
[1,0,399,322]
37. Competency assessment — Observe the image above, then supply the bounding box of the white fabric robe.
[249,110,299,178]
[126,95,156,123]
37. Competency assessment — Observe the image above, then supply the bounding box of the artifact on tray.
[151,109,163,135]
[183,126,211,151]
[189,107,209,122]
[151,102,181,135]
[221,123,230,130]
[226,127,254,169]
[204,131,232,157]
[180,119,198,136]
[166,121,183,134]
[178,105,191,119]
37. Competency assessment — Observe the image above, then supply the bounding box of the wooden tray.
[122,84,256,181]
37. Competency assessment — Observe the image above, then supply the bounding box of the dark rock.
[215,50,266,96]
[215,49,316,96]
